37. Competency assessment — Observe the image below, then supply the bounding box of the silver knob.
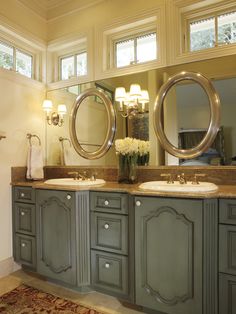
[67,195,71,200]
[20,193,25,197]
[21,243,26,247]
[104,223,109,229]
[21,211,25,216]
[136,200,141,207]
[105,262,110,269]
[104,200,109,206]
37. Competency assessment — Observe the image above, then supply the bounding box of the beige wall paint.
[0,71,45,262]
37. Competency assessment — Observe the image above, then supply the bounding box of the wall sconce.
[115,84,149,118]
[42,100,67,127]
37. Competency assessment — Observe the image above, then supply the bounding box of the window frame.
[59,50,87,81]
[114,30,157,69]
[0,38,34,79]
[186,8,236,53]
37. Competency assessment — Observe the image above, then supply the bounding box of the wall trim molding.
[0,257,21,279]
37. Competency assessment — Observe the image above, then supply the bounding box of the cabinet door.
[135,197,203,314]
[219,273,236,314]
[36,189,76,285]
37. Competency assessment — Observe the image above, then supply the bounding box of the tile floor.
[0,270,144,314]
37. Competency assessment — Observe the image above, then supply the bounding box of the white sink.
[139,181,218,193]
[44,178,106,186]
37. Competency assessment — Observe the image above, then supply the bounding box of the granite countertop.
[11,180,236,199]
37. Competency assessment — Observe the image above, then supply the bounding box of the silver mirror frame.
[153,71,221,159]
[69,88,116,160]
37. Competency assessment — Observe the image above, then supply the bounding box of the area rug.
[0,284,104,313]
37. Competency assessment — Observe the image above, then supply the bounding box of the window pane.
[77,52,87,76]
[137,32,157,63]
[218,11,236,45]
[190,17,215,51]
[116,39,135,68]
[0,41,13,70]
[16,50,32,78]
[61,55,74,80]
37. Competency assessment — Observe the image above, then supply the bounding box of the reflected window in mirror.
[60,51,87,80]
[188,9,236,52]
[115,32,157,68]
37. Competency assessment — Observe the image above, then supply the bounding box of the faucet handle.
[90,172,97,181]
[160,173,174,184]
[192,173,206,185]
[68,171,78,180]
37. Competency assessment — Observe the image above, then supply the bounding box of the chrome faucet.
[177,173,187,184]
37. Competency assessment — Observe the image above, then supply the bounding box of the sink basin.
[139,181,218,193]
[44,178,106,186]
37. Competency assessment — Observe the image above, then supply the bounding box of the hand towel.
[26,144,44,180]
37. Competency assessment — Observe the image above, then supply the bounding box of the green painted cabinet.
[135,196,218,314]
[36,189,76,285]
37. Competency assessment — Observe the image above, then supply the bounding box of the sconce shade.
[115,87,126,101]
[129,84,141,98]
[140,90,150,103]
[57,104,67,115]
[42,99,53,112]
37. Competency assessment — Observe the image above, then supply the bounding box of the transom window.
[60,51,87,80]
[115,32,157,68]
[0,40,33,78]
[189,10,236,52]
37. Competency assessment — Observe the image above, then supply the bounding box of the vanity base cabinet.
[135,196,218,314]
[36,189,76,286]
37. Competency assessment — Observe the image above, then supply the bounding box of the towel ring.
[59,137,72,147]
[27,133,41,146]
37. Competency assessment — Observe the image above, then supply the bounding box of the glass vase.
[118,154,138,184]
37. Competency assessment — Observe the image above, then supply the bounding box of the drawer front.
[91,250,128,296]
[91,212,128,255]
[219,224,236,275]
[14,203,36,236]
[219,199,236,225]
[13,187,35,204]
[219,273,236,314]
[14,233,36,268]
[90,192,128,214]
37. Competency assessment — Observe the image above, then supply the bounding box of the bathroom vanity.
[12,179,235,314]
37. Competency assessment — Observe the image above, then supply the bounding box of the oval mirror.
[153,71,221,159]
[70,88,116,160]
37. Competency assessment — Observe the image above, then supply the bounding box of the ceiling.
[18,0,105,20]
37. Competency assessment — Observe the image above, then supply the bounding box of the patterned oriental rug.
[0,284,104,313]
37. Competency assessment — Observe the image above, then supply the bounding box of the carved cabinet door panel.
[36,189,76,285]
[135,197,203,314]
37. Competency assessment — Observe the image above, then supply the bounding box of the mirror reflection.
[45,67,236,167]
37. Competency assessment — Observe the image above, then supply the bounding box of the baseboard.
[0,257,21,279]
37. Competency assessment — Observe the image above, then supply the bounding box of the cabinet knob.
[67,194,71,200]
[104,200,109,206]
[20,193,25,197]
[105,262,110,269]
[136,200,141,207]
[21,243,26,247]
[21,211,25,216]
[104,223,109,230]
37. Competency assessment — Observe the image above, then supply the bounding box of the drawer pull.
[136,200,141,207]
[104,223,109,229]
[20,193,25,197]
[105,262,110,269]
[67,194,71,200]
[21,211,25,216]
[104,200,109,206]
[21,243,26,248]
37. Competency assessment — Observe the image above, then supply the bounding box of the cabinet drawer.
[91,250,128,296]
[90,192,128,214]
[13,187,35,204]
[91,212,128,255]
[219,273,236,314]
[219,199,236,225]
[14,203,35,236]
[14,233,36,268]
[219,224,236,275]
